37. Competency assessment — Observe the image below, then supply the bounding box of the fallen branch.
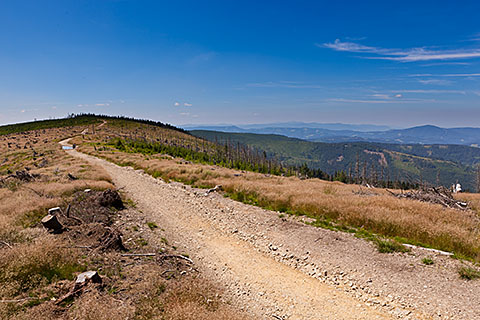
[403,244,453,256]
[0,297,38,303]
[121,253,156,257]
[0,241,12,249]
[387,186,469,211]
[160,254,194,264]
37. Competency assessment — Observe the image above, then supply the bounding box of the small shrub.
[147,222,158,230]
[375,239,409,254]
[422,257,434,265]
[137,238,148,247]
[459,266,480,280]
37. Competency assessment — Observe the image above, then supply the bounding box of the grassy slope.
[0,116,100,136]
[0,120,246,319]
[191,130,479,190]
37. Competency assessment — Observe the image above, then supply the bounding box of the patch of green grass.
[125,198,137,208]
[422,257,434,265]
[228,190,260,206]
[147,222,158,230]
[459,266,480,280]
[160,237,168,245]
[18,208,49,228]
[137,238,148,247]
[278,214,285,218]
[0,260,86,296]
[375,239,410,254]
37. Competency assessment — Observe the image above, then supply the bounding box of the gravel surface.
[65,145,480,320]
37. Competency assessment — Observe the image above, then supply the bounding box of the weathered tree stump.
[41,214,63,232]
[75,271,102,287]
[55,271,102,305]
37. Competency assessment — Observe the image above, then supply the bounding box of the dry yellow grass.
[0,124,248,319]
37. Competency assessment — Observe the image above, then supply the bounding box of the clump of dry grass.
[131,266,245,320]
[0,237,83,299]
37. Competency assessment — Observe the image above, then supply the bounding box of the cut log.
[121,253,156,257]
[55,271,101,305]
[205,185,222,196]
[67,173,78,180]
[48,207,61,215]
[41,214,63,232]
[75,271,102,286]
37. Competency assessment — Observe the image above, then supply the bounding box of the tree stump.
[75,271,102,286]
[41,214,63,232]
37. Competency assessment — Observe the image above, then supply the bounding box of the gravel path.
[65,146,480,320]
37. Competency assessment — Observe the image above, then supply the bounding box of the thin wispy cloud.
[421,62,471,67]
[328,98,434,104]
[417,79,452,85]
[390,89,466,94]
[174,101,193,107]
[321,39,480,62]
[247,81,324,89]
[188,52,217,64]
[77,102,110,107]
[369,93,403,100]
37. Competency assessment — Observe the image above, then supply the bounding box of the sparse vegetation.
[459,266,480,280]
[375,239,410,254]
[147,221,158,230]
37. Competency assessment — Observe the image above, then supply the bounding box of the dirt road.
[62,142,480,320]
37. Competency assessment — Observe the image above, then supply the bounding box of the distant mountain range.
[183,123,480,147]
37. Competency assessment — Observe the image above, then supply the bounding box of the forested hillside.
[191,130,480,191]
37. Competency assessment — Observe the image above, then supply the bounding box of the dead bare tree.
[476,163,480,193]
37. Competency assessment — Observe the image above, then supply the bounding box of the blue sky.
[0,0,479,127]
